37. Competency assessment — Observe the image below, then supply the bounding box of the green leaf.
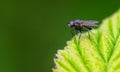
[53,9,120,72]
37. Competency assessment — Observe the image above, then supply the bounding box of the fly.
[68,19,99,38]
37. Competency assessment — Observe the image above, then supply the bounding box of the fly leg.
[87,29,90,39]
[71,28,78,37]
[86,27,92,39]
[78,29,82,39]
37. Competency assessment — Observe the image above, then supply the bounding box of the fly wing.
[82,20,99,26]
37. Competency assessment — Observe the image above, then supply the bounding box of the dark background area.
[0,0,120,72]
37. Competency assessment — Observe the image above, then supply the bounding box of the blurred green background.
[0,0,120,72]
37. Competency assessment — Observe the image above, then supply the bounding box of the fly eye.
[68,21,74,27]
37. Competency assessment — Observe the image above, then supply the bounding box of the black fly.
[68,19,99,38]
